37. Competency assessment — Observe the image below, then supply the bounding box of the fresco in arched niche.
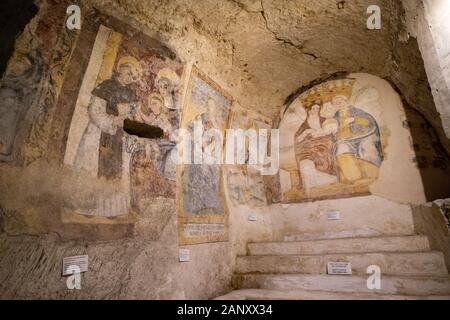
[279,78,388,203]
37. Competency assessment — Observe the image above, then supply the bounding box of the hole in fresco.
[123,119,164,139]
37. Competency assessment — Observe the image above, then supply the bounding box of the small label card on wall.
[248,213,258,222]
[179,249,190,262]
[326,211,341,221]
[62,255,88,276]
[327,262,352,275]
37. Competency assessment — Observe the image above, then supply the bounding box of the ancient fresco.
[178,67,232,245]
[59,18,183,219]
[279,79,386,203]
[0,5,81,165]
[225,108,271,207]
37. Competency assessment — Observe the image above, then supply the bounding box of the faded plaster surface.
[0,213,233,299]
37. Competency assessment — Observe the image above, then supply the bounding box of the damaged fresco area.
[225,108,271,208]
[0,0,77,165]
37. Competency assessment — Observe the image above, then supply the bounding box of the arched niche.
[278,73,443,205]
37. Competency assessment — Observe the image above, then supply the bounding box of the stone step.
[215,289,450,300]
[232,274,450,296]
[284,231,414,242]
[248,235,430,256]
[235,251,449,277]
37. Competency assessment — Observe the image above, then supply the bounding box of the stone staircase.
[216,235,450,300]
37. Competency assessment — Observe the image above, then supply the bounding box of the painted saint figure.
[295,103,338,190]
[182,97,224,215]
[139,92,178,181]
[74,55,141,180]
[332,95,383,183]
[155,68,181,128]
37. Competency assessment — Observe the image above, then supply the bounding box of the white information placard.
[327,262,352,275]
[179,249,190,262]
[62,255,88,276]
[326,211,341,221]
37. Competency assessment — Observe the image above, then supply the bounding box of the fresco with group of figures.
[279,78,387,203]
[51,13,184,238]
